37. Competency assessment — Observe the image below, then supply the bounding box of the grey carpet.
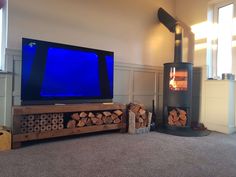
[1,132,236,177]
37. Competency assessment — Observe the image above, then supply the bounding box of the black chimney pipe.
[158,8,177,33]
[157,8,183,63]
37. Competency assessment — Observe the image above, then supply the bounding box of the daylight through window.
[216,3,233,77]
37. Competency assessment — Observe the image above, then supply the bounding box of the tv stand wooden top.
[13,102,126,115]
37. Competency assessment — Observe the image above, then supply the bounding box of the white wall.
[176,0,209,26]
[7,0,176,66]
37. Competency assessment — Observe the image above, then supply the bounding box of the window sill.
[0,71,13,75]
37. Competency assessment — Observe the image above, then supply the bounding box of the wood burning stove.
[163,62,192,129]
[158,8,193,131]
[156,8,210,136]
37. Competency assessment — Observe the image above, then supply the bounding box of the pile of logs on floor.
[128,103,149,129]
[20,113,64,133]
[66,110,123,129]
[168,108,187,127]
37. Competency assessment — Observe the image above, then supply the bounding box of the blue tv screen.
[21,38,114,105]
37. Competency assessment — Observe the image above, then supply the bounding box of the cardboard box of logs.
[127,103,152,134]
[19,110,123,134]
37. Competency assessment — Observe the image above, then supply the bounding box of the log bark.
[77,120,86,127]
[141,113,147,120]
[130,104,141,114]
[102,116,106,124]
[168,108,187,127]
[71,113,80,121]
[80,112,87,118]
[114,110,123,116]
[128,103,150,130]
[86,118,92,126]
[111,114,118,121]
[88,112,95,118]
[104,116,113,124]
[113,118,121,124]
[96,118,103,125]
[67,120,76,129]
[96,113,103,119]
[139,109,146,115]
[103,111,112,117]
[91,117,98,124]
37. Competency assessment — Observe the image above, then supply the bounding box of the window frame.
[0,1,7,71]
[211,0,235,78]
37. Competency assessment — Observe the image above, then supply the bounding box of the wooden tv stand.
[12,103,126,148]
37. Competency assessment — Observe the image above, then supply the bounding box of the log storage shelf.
[12,103,126,148]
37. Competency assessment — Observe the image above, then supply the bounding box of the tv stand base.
[12,103,126,148]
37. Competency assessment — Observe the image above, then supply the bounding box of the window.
[216,3,233,77]
[0,8,3,70]
[212,1,234,78]
[0,1,6,71]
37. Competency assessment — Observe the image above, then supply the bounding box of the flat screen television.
[21,38,114,105]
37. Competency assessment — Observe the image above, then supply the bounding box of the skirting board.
[204,122,236,134]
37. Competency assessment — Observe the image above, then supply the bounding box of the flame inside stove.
[169,78,177,89]
[169,67,188,91]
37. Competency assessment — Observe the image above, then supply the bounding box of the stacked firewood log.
[127,103,149,129]
[20,113,64,133]
[66,110,123,129]
[168,108,187,127]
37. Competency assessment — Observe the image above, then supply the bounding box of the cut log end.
[67,120,76,129]
[168,108,187,127]
[114,110,123,116]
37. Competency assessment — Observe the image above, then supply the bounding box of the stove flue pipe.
[158,8,183,63]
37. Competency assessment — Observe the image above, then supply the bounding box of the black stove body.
[158,8,193,130]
